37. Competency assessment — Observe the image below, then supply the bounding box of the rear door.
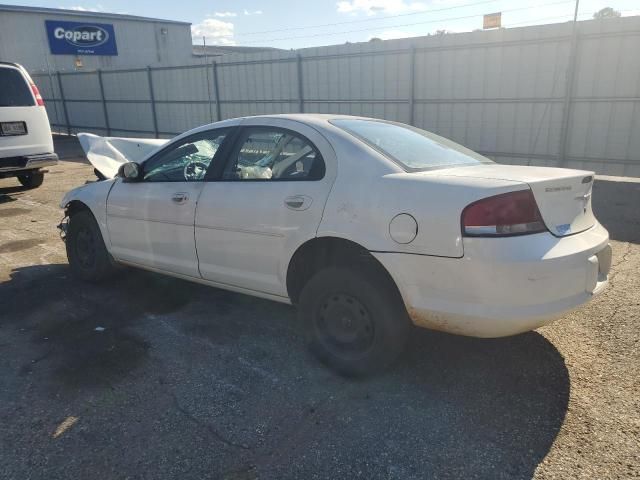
[0,65,53,158]
[195,119,337,297]
[106,128,232,277]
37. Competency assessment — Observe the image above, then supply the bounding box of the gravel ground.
[0,146,638,479]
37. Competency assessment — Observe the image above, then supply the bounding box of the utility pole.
[572,0,580,22]
[202,35,207,64]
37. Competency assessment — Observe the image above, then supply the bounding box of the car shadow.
[0,184,28,204]
[1,264,569,479]
[592,177,640,243]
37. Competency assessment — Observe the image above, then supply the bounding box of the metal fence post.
[408,46,416,126]
[97,69,111,136]
[205,62,214,122]
[558,2,581,165]
[212,61,222,121]
[56,72,71,135]
[297,53,304,113]
[147,66,159,138]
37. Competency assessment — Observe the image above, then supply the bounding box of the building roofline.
[0,3,191,25]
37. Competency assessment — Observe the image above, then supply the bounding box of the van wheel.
[17,171,44,189]
[299,266,410,376]
[66,210,117,282]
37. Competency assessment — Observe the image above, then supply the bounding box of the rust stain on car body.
[408,307,453,333]
[407,307,473,336]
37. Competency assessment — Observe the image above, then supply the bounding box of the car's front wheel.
[66,210,117,282]
[299,266,410,376]
[17,171,44,189]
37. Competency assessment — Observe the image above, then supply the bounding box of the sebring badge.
[545,185,572,192]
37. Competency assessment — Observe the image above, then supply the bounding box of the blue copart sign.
[45,20,118,55]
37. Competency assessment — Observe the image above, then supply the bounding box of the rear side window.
[0,68,34,107]
[331,118,493,171]
[223,128,325,181]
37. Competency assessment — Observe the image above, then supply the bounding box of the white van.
[0,62,57,188]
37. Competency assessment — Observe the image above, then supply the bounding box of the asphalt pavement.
[0,141,638,479]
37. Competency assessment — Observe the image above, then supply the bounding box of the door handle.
[284,195,312,211]
[172,192,188,204]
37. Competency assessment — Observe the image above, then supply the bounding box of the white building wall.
[0,7,193,73]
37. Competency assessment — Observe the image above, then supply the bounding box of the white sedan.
[60,114,611,375]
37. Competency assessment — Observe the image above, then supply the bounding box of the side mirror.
[118,162,141,182]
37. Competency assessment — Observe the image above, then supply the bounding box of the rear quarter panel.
[318,160,527,258]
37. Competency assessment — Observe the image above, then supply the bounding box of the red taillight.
[30,83,44,106]
[462,189,547,236]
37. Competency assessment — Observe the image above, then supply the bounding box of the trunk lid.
[433,164,596,237]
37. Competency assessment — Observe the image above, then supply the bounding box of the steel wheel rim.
[75,227,96,269]
[315,293,375,357]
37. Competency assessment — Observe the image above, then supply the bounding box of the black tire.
[66,210,117,282]
[17,171,44,189]
[299,266,410,376]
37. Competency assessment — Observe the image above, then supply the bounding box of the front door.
[106,128,231,277]
[195,120,336,297]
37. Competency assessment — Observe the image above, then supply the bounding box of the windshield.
[331,118,493,171]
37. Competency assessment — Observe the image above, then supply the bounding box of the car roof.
[237,114,406,174]
[240,113,368,124]
[160,114,403,174]
[182,113,384,140]
[217,114,391,134]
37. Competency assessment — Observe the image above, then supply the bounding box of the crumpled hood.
[78,133,168,179]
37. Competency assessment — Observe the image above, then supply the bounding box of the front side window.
[143,129,228,182]
[223,128,325,181]
[331,119,493,171]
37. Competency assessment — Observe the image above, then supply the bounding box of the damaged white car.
[60,114,611,375]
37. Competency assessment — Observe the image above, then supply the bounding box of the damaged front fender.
[59,178,118,251]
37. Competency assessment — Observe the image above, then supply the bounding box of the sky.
[11,0,640,48]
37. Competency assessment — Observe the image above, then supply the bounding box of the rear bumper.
[0,152,58,173]
[373,222,611,338]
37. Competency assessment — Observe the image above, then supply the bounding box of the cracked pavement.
[1,147,639,479]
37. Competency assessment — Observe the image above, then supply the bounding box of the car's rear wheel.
[299,266,410,376]
[66,210,117,282]
[17,171,44,189]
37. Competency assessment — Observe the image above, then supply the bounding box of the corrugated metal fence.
[33,16,640,176]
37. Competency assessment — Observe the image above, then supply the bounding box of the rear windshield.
[0,68,34,107]
[331,118,493,171]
